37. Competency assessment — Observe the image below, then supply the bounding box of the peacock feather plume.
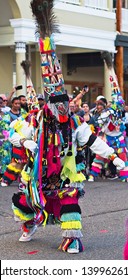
[101,51,113,69]
[21,60,38,110]
[30,0,59,38]
[21,60,31,78]
[101,51,125,116]
[30,0,69,123]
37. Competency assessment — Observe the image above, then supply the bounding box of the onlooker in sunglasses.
[0,94,11,113]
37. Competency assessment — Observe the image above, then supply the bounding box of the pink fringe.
[91,166,101,173]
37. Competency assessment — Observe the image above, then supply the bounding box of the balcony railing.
[58,0,80,4]
[58,0,109,10]
[84,0,108,10]
[122,8,128,32]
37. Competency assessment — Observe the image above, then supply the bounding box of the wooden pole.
[116,0,124,98]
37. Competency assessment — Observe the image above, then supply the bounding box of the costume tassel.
[38,122,46,207]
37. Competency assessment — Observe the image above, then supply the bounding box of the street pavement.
[0,178,128,260]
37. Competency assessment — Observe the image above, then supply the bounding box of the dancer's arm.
[72,86,89,105]
[74,122,125,170]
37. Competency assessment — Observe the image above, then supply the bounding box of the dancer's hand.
[23,140,37,153]
[113,157,125,170]
[9,132,22,147]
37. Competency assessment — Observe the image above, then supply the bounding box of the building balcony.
[58,0,111,11]
[58,0,128,34]
[122,8,128,33]
[112,8,128,33]
[54,0,116,52]
[83,0,109,10]
[59,0,80,4]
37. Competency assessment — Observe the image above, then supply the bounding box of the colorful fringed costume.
[0,112,12,175]
[9,0,126,254]
[101,52,128,181]
[2,116,36,186]
[88,133,108,181]
[89,52,128,182]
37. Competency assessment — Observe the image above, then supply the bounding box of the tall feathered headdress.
[30,0,69,123]
[21,60,39,110]
[101,51,125,111]
[30,0,59,38]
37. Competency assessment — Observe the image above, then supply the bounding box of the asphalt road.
[0,178,128,260]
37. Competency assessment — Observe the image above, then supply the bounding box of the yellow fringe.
[13,208,34,221]
[58,188,77,199]
[13,120,26,138]
[61,221,82,230]
[89,124,95,133]
[42,210,48,227]
[21,169,30,182]
[7,164,21,173]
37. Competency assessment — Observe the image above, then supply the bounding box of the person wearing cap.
[90,95,107,113]
[89,97,108,135]
[37,94,45,109]
[96,95,105,101]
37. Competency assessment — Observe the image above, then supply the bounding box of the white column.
[108,0,113,11]
[15,41,26,96]
[104,61,112,102]
[10,18,37,97]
